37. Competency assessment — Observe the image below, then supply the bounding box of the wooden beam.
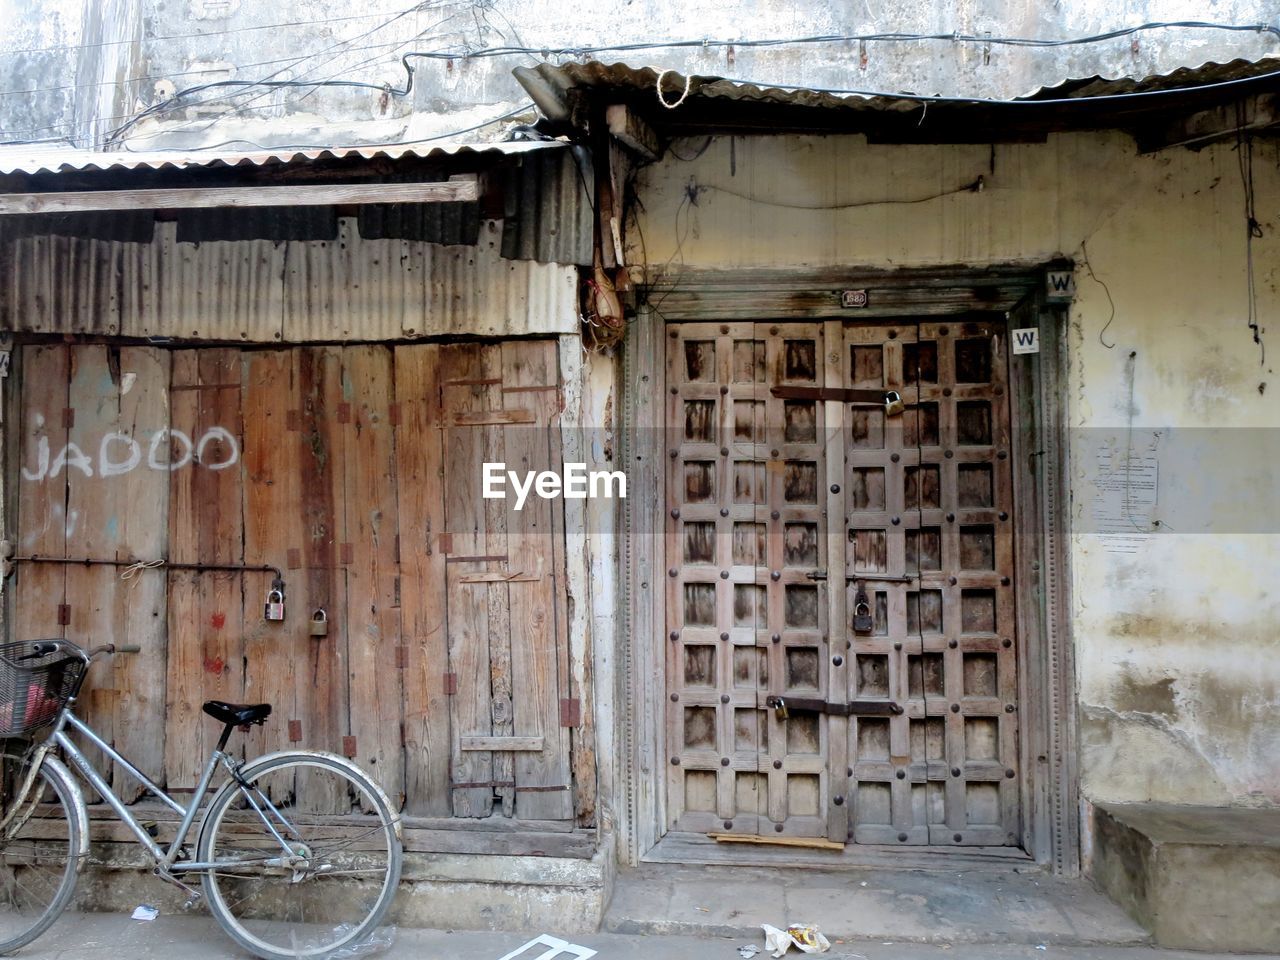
[460,736,546,751]
[606,103,660,161]
[708,832,846,851]
[1135,93,1280,152]
[0,174,478,214]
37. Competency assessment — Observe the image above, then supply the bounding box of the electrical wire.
[697,175,984,210]
[1235,103,1266,365]
[231,20,1280,60]
[80,20,1280,149]
[121,102,537,153]
[703,66,1280,107]
[1078,239,1117,349]
[0,7,439,58]
[105,2,435,146]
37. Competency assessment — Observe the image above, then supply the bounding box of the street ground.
[11,913,1279,960]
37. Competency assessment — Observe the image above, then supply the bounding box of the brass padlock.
[853,586,874,634]
[264,589,285,622]
[768,696,789,721]
[883,390,905,417]
[309,609,329,638]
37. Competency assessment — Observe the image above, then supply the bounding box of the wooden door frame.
[618,265,1078,874]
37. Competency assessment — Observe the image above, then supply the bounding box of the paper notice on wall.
[1088,437,1159,554]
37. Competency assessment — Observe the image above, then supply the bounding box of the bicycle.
[0,638,402,959]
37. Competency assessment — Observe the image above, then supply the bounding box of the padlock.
[768,696,789,721]
[883,390,905,417]
[264,589,285,622]
[853,586,874,634]
[309,609,329,638]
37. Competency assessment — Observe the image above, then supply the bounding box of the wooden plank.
[708,832,845,851]
[63,346,121,790]
[13,345,70,644]
[485,426,514,821]
[606,103,661,161]
[109,346,169,800]
[295,347,350,813]
[456,571,538,583]
[460,737,545,752]
[441,343,497,817]
[165,351,203,790]
[558,335,599,828]
[822,319,849,844]
[452,409,535,426]
[626,304,667,860]
[341,345,404,810]
[166,350,245,791]
[241,351,299,795]
[503,340,572,820]
[0,177,479,215]
[394,344,451,817]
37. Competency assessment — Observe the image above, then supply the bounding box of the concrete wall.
[626,130,1280,807]
[3,0,1279,148]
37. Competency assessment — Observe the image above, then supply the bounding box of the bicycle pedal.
[141,820,159,839]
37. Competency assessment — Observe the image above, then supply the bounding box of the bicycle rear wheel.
[0,750,83,955]
[197,753,401,960]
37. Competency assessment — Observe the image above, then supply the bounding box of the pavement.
[11,913,1278,960]
[604,864,1151,946]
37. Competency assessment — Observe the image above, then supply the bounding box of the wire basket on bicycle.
[0,640,87,737]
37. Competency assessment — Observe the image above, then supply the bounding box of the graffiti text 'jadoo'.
[21,417,239,482]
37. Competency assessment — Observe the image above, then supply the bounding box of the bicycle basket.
[0,640,88,737]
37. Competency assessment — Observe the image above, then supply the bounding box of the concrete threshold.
[604,862,1151,947]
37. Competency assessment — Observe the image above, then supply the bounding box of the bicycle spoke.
[199,755,400,960]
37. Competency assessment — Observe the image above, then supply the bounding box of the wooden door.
[664,317,1022,848]
[665,323,831,837]
[396,340,574,821]
[843,318,1020,846]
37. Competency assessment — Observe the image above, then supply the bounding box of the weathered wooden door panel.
[11,345,170,798]
[437,341,573,821]
[666,323,830,838]
[665,317,1023,849]
[11,339,576,824]
[843,319,1020,847]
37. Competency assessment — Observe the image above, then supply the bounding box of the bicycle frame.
[37,708,283,875]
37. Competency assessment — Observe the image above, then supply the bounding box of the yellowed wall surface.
[631,131,1280,806]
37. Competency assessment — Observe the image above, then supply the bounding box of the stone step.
[1089,802,1280,953]
[604,862,1151,946]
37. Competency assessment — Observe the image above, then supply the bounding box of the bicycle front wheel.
[0,750,83,955]
[197,753,401,960]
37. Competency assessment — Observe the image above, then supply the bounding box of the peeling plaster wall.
[3,0,1279,148]
[629,130,1280,807]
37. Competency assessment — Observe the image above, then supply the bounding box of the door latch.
[766,695,903,718]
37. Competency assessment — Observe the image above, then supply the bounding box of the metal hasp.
[806,570,913,583]
[771,384,907,416]
[766,695,903,720]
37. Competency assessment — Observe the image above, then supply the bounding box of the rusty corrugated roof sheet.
[538,55,1280,109]
[0,137,565,177]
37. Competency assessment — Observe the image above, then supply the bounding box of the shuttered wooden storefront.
[6,339,583,836]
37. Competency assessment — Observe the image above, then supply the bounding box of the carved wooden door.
[842,318,1020,846]
[665,317,1022,848]
[666,322,831,838]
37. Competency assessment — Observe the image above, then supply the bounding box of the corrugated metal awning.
[0,138,565,177]
[517,57,1280,145]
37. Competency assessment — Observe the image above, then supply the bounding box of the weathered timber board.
[342,345,404,809]
[394,344,451,817]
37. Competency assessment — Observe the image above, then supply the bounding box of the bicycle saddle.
[202,700,272,726]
